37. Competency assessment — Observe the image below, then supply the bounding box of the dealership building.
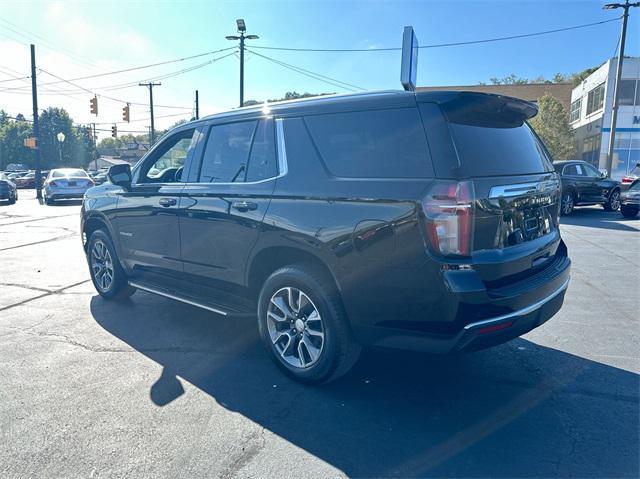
[570,57,640,179]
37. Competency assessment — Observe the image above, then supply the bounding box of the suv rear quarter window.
[304,108,434,178]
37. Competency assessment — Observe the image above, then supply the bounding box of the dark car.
[553,160,621,215]
[621,162,640,191]
[620,179,640,218]
[0,172,18,204]
[81,90,571,383]
[14,171,36,189]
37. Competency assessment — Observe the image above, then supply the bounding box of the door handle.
[159,197,177,207]
[231,200,258,212]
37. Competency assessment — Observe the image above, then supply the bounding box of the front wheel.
[561,192,575,216]
[257,264,361,384]
[87,229,136,300]
[604,190,621,211]
[621,205,639,218]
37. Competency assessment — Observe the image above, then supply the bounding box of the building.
[416,83,574,111]
[570,57,640,179]
[119,141,149,162]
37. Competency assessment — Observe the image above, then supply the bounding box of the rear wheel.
[604,189,621,211]
[621,205,639,218]
[257,264,360,384]
[87,229,136,300]
[561,192,575,216]
[45,196,54,205]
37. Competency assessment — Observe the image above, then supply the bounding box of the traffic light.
[89,95,98,116]
[111,124,117,138]
[122,103,130,123]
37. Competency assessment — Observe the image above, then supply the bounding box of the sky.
[0,0,637,139]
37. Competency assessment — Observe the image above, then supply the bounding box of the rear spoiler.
[418,91,538,127]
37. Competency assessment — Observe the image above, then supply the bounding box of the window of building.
[569,98,582,122]
[618,80,637,106]
[582,135,600,167]
[586,83,605,115]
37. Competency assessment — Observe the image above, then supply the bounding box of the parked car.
[553,160,621,215]
[621,162,640,190]
[81,90,571,384]
[6,172,27,181]
[620,179,640,218]
[44,168,94,204]
[14,171,36,189]
[91,169,110,185]
[0,172,18,204]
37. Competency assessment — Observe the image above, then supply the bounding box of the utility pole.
[92,123,98,171]
[30,44,42,200]
[226,19,259,107]
[195,90,199,120]
[603,0,639,177]
[139,82,161,144]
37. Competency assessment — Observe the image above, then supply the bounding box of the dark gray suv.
[81,90,571,383]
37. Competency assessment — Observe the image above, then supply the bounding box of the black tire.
[45,197,54,205]
[561,191,575,216]
[8,195,16,205]
[621,205,639,218]
[604,189,621,211]
[257,263,361,384]
[86,229,136,300]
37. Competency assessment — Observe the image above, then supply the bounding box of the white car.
[44,168,94,205]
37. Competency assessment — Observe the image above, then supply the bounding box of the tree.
[38,107,80,168]
[529,94,576,161]
[0,119,34,170]
[569,66,599,86]
[244,91,334,106]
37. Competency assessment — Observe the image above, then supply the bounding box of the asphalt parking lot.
[1,191,638,478]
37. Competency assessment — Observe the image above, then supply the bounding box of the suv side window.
[199,121,257,183]
[305,108,434,178]
[139,128,198,183]
[582,163,600,178]
[563,164,579,176]
[246,119,277,182]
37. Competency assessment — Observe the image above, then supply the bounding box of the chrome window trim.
[179,118,288,187]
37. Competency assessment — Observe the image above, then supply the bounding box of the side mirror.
[108,163,132,189]
[599,168,608,178]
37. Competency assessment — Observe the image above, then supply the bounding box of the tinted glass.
[305,108,433,178]
[448,121,551,177]
[563,164,579,176]
[618,80,637,106]
[143,129,198,183]
[246,119,277,182]
[582,163,600,178]
[629,180,640,191]
[199,121,257,183]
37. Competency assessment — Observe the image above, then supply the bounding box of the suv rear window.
[441,96,553,177]
[305,108,433,178]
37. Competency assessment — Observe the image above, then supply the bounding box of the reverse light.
[422,180,474,256]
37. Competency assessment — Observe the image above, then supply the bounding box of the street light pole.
[226,19,259,107]
[603,0,639,178]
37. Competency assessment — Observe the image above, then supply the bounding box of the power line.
[37,68,192,110]
[27,46,238,88]
[248,17,621,52]
[245,49,365,92]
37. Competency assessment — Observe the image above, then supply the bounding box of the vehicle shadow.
[47,199,83,207]
[561,207,639,232]
[90,294,639,478]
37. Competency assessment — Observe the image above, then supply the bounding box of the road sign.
[23,137,37,149]
[400,26,419,91]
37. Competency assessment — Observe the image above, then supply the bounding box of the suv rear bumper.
[366,275,569,354]
[351,243,571,354]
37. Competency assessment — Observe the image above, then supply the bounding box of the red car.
[621,163,640,191]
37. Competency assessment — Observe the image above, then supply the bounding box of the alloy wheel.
[609,191,620,211]
[562,193,574,215]
[91,239,114,292]
[267,287,325,369]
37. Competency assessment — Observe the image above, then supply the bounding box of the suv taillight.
[421,180,474,256]
[621,176,633,184]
